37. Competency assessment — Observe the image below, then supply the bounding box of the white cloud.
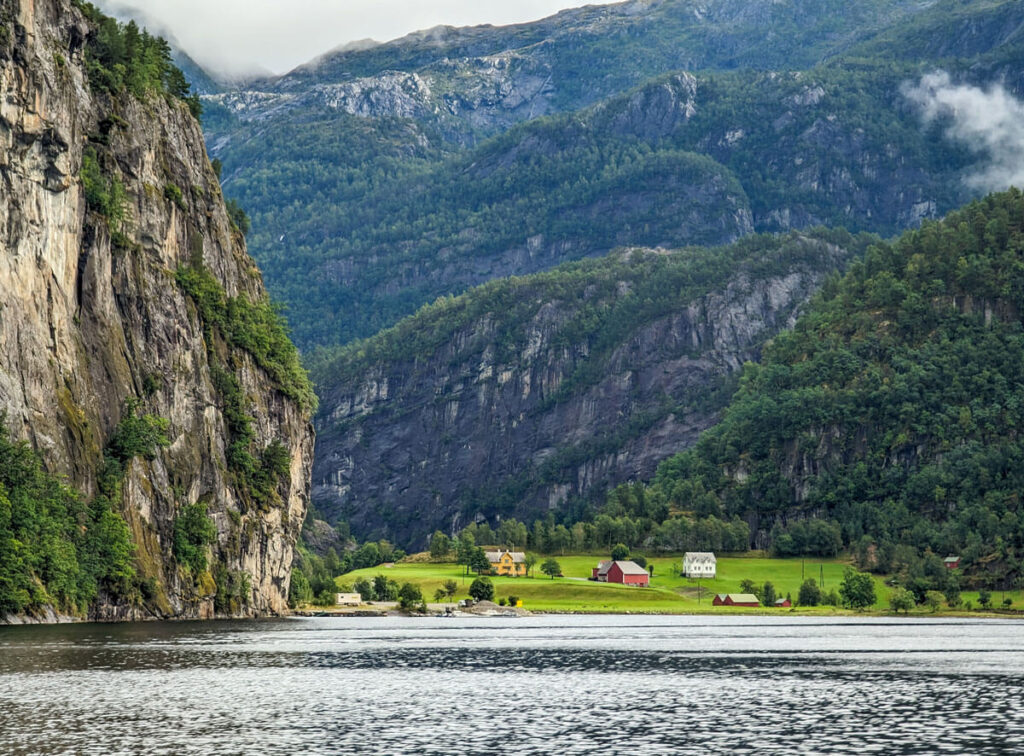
[96,0,610,77]
[903,70,1024,193]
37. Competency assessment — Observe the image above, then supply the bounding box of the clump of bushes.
[81,147,127,228]
[172,502,216,574]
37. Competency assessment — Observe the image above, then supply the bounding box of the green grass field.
[332,554,1021,615]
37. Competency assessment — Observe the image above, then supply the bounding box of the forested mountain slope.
[171,0,1024,553]
[214,0,925,144]
[311,230,872,546]
[198,0,1024,349]
[0,0,313,622]
[645,190,1024,587]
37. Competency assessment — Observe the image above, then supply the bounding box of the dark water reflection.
[1,616,1022,754]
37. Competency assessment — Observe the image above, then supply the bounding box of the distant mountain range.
[198,0,1023,350]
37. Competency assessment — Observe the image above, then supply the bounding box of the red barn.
[774,598,792,608]
[712,593,760,607]
[943,556,961,569]
[594,560,649,587]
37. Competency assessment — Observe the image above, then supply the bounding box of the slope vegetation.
[647,190,1024,587]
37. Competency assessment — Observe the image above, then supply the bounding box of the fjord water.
[1,617,1021,755]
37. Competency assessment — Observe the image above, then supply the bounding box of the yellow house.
[486,550,527,576]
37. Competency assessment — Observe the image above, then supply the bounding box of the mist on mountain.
[95,0,611,76]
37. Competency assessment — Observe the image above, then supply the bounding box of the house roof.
[943,556,961,563]
[718,593,760,603]
[684,552,717,561]
[610,560,649,576]
[485,550,525,563]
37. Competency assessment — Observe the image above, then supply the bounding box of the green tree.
[541,558,562,579]
[429,530,451,560]
[889,586,915,614]
[978,589,992,609]
[288,567,313,607]
[469,547,492,575]
[468,576,494,602]
[443,579,458,602]
[372,574,396,601]
[839,568,876,610]
[797,579,822,607]
[924,590,944,613]
[611,543,629,561]
[172,502,216,574]
[761,581,777,606]
[353,577,374,601]
[944,584,961,608]
[397,582,423,610]
[524,552,538,577]
[107,399,171,464]
[433,587,446,602]
[456,531,476,575]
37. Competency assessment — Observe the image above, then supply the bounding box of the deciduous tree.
[839,568,876,610]
[469,577,494,602]
[541,558,562,579]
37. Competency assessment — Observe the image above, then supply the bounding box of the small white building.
[683,552,717,579]
[336,593,362,606]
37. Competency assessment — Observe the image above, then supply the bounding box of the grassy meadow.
[332,553,1020,615]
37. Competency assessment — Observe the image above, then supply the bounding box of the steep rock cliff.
[312,230,870,547]
[0,0,313,621]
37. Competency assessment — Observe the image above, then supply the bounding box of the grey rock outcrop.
[313,233,862,547]
[0,0,313,620]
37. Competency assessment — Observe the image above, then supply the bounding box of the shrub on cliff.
[173,502,217,574]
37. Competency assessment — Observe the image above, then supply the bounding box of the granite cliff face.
[0,0,313,620]
[313,232,867,547]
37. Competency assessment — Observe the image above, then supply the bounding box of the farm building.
[335,593,362,606]
[486,550,527,576]
[712,593,760,607]
[943,556,961,569]
[593,560,650,587]
[683,552,717,578]
[774,598,792,608]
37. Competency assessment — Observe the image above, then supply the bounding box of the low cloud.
[97,0,608,77]
[903,70,1024,192]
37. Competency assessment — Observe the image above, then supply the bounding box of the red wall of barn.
[605,564,648,586]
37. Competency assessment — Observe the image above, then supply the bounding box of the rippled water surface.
[1,616,1023,754]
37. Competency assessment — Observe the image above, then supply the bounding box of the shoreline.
[292,606,1024,620]
[4,607,1021,626]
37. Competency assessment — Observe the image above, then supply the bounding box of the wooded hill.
[644,190,1024,588]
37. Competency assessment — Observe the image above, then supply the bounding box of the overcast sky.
[97,1,611,77]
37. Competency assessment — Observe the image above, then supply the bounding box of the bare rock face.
[0,0,313,620]
[313,233,863,548]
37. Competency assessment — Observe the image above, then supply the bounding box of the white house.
[336,593,362,606]
[683,552,717,579]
